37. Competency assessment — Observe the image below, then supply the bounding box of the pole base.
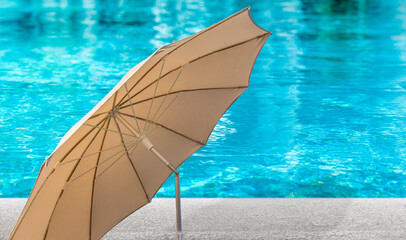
[177,231,183,240]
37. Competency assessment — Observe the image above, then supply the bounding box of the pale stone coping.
[1,198,406,240]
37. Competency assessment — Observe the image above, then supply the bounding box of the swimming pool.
[1,0,405,198]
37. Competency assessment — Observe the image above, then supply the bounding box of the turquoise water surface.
[1,0,406,198]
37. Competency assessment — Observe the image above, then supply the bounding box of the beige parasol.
[9,7,270,240]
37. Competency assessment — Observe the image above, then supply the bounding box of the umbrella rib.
[189,33,269,63]
[58,141,132,166]
[115,7,251,107]
[9,167,53,240]
[115,114,141,138]
[8,116,107,240]
[112,91,118,107]
[88,111,109,120]
[117,67,176,108]
[88,116,112,240]
[112,115,151,202]
[117,112,204,146]
[143,93,179,138]
[57,116,108,165]
[144,91,180,137]
[144,56,166,133]
[83,123,138,138]
[118,33,267,108]
[69,141,136,184]
[93,141,139,179]
[123,82,142,135]
[43,118,108,240]
[89,92,119,238]
[145,65,183,133]
[120,86,247,109]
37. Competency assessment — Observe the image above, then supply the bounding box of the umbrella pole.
[142,137,183,240]
[175,172,183,240]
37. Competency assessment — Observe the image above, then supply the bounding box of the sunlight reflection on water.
[0,0,406,197]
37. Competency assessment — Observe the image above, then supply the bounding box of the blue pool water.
[1,0,406,198]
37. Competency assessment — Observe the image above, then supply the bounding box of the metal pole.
[141,137,184,240]
[175,173,183,240]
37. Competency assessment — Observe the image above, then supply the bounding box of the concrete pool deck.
[1,198,406,240]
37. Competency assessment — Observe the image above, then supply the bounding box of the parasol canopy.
[9,7,270,240]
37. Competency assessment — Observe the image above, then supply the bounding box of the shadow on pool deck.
[1,198,406,239]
